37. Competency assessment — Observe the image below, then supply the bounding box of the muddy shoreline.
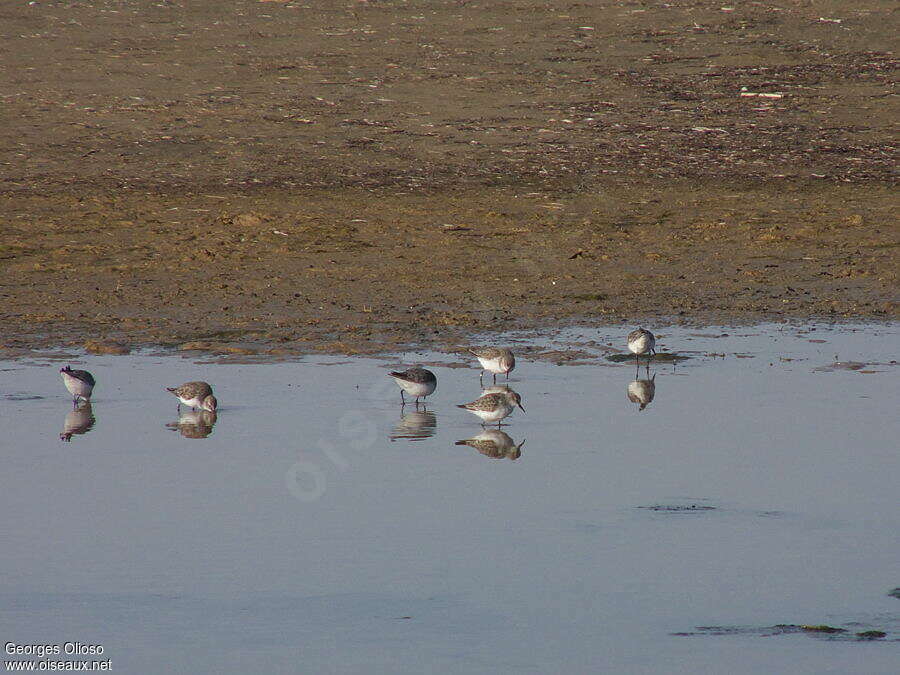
[1,1,897,355]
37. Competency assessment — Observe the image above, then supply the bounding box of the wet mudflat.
[0,323,898,673]
[1,1,897,350]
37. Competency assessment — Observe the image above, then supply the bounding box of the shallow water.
[1,323,898,674]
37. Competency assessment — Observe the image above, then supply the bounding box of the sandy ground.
[1,0,897,355]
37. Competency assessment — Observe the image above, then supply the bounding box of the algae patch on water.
[674,623,893,641]
[799,625,846,634]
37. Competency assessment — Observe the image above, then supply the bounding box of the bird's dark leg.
[479,370,484,384]
[506,370,509,381]
[400,390,406,406]
[492,372,497,384]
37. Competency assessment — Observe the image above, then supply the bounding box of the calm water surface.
[1,324,898,674]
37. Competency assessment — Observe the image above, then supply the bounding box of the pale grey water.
[1,323,898,674]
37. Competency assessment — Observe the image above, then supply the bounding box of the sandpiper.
[388,366,437,406]
[627,328,656,363]
[457,388,525,426]
[166,381,218,412]
[469,347,516,383]
[60,366,96,405]
[627,374,656,411]
[455,429,525,460]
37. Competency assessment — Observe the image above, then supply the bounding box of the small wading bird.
[388,365,437,407]
[60,366,96,406]
[166,381,218,412]
[627,328,656,365]
[457,388,525,427]
[469,347,516,384]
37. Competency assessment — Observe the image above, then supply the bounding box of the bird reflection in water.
[455,429,525,460]
[167,410,218,439]
[390,410,437,442]
[59,401,95,441]
[627,372,657,411]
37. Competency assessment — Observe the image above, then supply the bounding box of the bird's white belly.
[397,380,435,397]
[473,403,512,422]
[628,335,651,354]
[62,375,93,399]
[477,356,504,373]
[178,396,204,408]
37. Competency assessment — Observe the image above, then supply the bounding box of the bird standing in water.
[388,366,437,407]
[457,388,525,426]
[627,328,656,365]
[166,381,218,412]
[469,347,516,384]
[60,366,96,406]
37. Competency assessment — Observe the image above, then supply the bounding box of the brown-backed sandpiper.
[457,388,525,426]
[166,381,218,412]
[388,366,437,406]
[469,347,516,383]
[60,366,95,405]
[627,328,656,364]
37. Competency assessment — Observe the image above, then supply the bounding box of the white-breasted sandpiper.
[627,328,656,364]
[388,366,437,406]
[457,388,525,426]
[469,347,516,383]
[166,381,218,412]
[60,366,96,405]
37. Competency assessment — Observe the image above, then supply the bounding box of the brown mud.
[1,1,897,356]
